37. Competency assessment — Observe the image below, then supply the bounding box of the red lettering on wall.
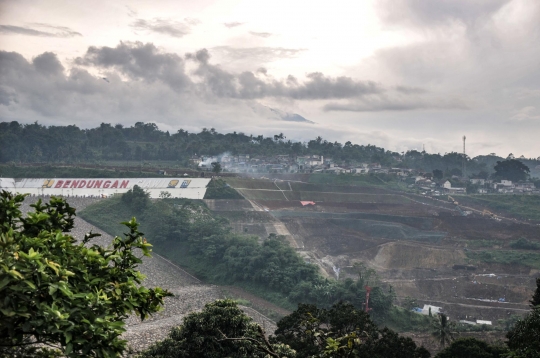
[103,180,111,188]
[55,180,64,188]
[120,180,129,188]
[94,180,103,188]
[70,180,79,188]
[78,180,87,188]
[110,180,118,189]
[87,180,95,188]
[63,180,71,188]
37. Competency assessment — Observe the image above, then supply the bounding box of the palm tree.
[431,313,455,348]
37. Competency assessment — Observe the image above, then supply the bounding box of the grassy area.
[466,250,540,269]
[467,239,503,249]
[456,194,540,222]
[203,179,243,199]
[308,173,398,187]
[78,196,133,237]
[214,211,273,222]
[224,178,279,190]
[234,188,411,203]
[0,164,165,178]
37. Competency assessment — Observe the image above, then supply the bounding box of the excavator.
[448,195,468,216]
[482,209,501,221]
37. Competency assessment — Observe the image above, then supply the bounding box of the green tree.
[433,169,443,180]
[272,302,430,358]
[211,162,222,174]
[159,191,172,199]
[403,296,419,312]
[139,299,295,358]
[467,182,479,194]
[121,184,150,213]
[493,159,530,182]
[435,338,508,358]
[0,191,171,357]
[530,277,540,307]
[431,313,455,349]
[506,307,540,358]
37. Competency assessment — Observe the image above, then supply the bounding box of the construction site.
[205,176,539,327]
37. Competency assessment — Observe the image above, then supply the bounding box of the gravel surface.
[20,196,277,354]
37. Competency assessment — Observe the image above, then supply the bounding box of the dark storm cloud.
[130,18,199,37]
[0,24,81,37]
[0,48,199,124]
[0,86,17,106]
[189,49,382,99]
[0,50,103,116]
[74,42,191,91]
[1,43,445,126]
[33,52,65,75]
[249,31,272,38]
[223,22,245,28]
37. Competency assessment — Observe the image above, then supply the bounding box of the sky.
[1,0,539,158]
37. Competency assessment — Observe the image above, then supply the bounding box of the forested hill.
[1,121,538,176]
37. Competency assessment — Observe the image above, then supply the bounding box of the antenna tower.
[462,135,466,178]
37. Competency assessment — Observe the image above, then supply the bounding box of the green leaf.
[9,269,23,279]
[65,342,73,355]
[23,280,36,289]
[65,331,72,343]
[0,276,11,290]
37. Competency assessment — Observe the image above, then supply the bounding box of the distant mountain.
[250,103,314,124]
[267,107,315,123]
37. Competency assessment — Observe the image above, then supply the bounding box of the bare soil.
[221,178,540,327]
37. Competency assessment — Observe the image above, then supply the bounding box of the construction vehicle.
[482,209,501,221]
[448,195,469,216]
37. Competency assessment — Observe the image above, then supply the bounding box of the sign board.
[0,178,211,199]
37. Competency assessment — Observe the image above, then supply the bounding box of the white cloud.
[510,106,540,121]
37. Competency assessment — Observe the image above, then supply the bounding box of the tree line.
[2,121,538,177]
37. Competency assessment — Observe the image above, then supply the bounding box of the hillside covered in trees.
[2,121,539,177]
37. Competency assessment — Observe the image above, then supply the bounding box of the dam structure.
[0,177,211,199]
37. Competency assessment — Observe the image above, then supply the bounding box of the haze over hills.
[247,103,315,123]
[1,122,539,179]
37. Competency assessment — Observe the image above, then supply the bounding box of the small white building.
[476,320,492,325]
[415,304,443,316]
[443,180,452,189]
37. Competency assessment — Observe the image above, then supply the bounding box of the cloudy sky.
[1,0,539,157]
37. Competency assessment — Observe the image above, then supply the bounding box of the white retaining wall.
[0,178,211,199]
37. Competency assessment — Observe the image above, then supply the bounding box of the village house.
[470,178,485,185]
[441,180,466,194]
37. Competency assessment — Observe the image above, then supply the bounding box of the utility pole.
[462,135,467,179]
